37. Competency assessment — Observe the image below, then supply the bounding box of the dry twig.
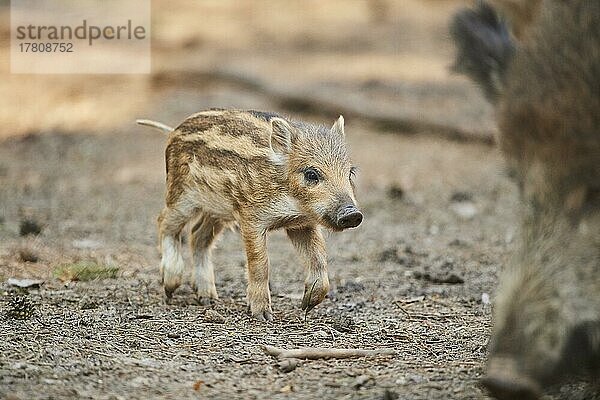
[261,345,395,360]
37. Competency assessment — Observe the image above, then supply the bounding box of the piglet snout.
[336,205,363,229]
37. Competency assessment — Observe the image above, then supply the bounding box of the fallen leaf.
[193,380,204,391]
[280,384,294,393]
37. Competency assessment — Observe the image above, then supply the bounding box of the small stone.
[404,295,425,304]
[395,377,408,385]
[7,278,43,288]
[279,384,294,393]
[481,292,491,306]
[353,374,374,389]
[278,359,298,373]
[204,309,225,324]
[332,316,355,333]
[407,373,425,384]
[450,202,478,220]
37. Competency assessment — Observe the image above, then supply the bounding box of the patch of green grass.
[53,261,119,282]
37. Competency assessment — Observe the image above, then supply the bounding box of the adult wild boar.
[452,1,600,398]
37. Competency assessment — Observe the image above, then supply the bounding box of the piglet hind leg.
[287,226,330,313]
[190,214,224,305]
[157,203,195,300]
[240,222,273,321]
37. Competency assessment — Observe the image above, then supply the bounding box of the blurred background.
[0,0,494,140]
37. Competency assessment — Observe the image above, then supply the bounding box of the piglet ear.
[270,117,294,154]
[330,115,345,137]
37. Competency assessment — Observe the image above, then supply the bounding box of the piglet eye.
[303,168,320,184]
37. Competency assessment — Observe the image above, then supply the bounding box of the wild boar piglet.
[139,109,362,321]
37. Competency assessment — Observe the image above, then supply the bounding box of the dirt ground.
[0,1,592,399]
[1,123,516,399]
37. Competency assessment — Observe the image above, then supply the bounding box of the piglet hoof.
[192,284,219,306]
[247,301,274,322]
[162,271,182,302]
[164,287,175,303]
[163,278,181,298]
[196,296,216,307]
[301,279,328,312]
[253,309,274,322]
[247,287,273,321]
[482,357,541,400]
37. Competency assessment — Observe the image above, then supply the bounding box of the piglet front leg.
[287,226,330,312]
[240,222,273,321]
